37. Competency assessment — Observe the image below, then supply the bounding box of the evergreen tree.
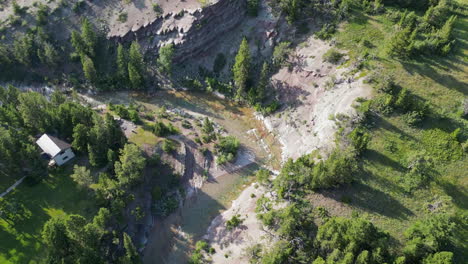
[232,38,251,100]
[114,144,146,187]
[72,124,89,153]
[81,18,97,57]
[128,41,144,89]
[122,232,141,264]
[128,63,143,89]
[256,62,269,102]
[117,44,128,82]
[82,55,97,84]
[387,27,414,59]
[70,165,93,188]
[157,44,174,74]
[42,217,71,260]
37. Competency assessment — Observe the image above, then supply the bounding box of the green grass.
[129,126,161,147]
[332,3,468,262]
[0,164,97,264]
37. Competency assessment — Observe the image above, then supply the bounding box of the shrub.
[247,0,259,16]
[403,110,424,127]
[226,214,244,230]
[162,139,177,153]
[215,136,240,165]
[316,23,337,40]
[153,4,163,15]
[272,42,291,67]
[152,121,178,137]
[323,49,344,64]
[118,12,128,23]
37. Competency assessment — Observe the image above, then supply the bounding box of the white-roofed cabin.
[36,134,75,166]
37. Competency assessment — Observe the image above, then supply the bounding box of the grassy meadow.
[331,2,468,262]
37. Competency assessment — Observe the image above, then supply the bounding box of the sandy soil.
[203,183,276,263]
[201,37,372,264]
[262,37,372,161]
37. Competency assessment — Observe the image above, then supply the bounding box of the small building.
[36,134,75,166]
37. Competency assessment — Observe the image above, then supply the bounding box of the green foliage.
[272,42,291,67]
[260,240,292,264]
[118,12,128,22]
[114,144,146,187]
[226,214,244,230]
[215,136,240,165]
[81,55,97,83]
[421,129,463,162]
[274,149,358,199]
[403,214,455,262]
[109,103,140,123]
[123,232,141,264]
[128,41,145,89]
[323,48,344,64]
[233,38,251,100]
[423,252,454,264]
[162,139,177,153]
[117,44,128,82]
[153,4,163,15]
[152,121,178,137]
[348,126,371,156]
[70,165,93,189]
[256,169,270,185]
[316,217,388,262]
[41,213,107,263]
[13,34,35,66]
[247,0,260,16]
[157,44,175,74]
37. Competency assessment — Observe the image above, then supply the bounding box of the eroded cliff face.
[111,0,247,62]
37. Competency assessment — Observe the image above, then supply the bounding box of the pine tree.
[256,62,269,102]
[81,55,97,84]
[81,18,96,57]
[128,41,144,89]
[128,63,143,89]
[387,27,414,59]
[129,41,143,71]
[157,44,174,74]
[232,38,251,100]
[72,124,89,153]
[122,232,141,264]
[117,44,128,82]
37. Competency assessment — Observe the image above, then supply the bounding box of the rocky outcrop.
[110,0,247,62]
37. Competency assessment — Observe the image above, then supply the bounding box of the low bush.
[323,49,344,64]
[215,136,240,165]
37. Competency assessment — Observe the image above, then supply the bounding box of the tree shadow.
[320,182,414,220]
[364,149,407,173]
[400,60,468,96]
[438,180,468,210]
[372,114,417,141]
[271,79,311,109]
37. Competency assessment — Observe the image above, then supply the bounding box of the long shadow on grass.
[364,149,407,173]
[401,60,468,96]
[321,182,414,219]
[373,115,417,142]
[439,181,468,210]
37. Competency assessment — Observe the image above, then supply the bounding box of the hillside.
[0,0,467,264]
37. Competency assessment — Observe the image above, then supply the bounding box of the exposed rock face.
[110,0,247,62]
